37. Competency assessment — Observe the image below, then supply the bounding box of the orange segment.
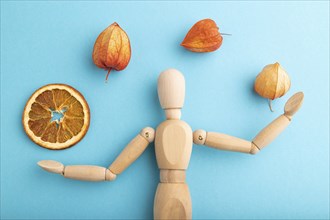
[53,89,71,109]
[23,84,90,150]
[29,102,51,120]
[28,118,51,137]
[62,116,84,135]
[65,101,84,117]
[35,90,56,110]
[59,96,77,110]
[41,122,58,143]
[57,123,74,143]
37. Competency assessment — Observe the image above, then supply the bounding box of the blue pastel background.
[1,1,329,219]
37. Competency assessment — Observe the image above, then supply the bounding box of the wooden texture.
[140,127,155,143]
[193,130,261,154]
[157,69,185,111]
[64,165,112,182]
[109,128,154,174]
[250,143,260,154]
[160,170,186,183]
[38,160,64,174]
[165,109,181,120]
[154,183,192,220]
[204,132,252,153]
[192,129,206,145]
[105,169,117,181]
[155,120,192,169]
[38,160,116,181]
[284,92,304,119]
[253,115,290,150]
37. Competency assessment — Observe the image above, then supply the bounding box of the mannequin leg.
[154,183,192,219]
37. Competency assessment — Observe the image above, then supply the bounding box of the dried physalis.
[92,22,131,82]
[254,62,291,111]
[181,19,223,52]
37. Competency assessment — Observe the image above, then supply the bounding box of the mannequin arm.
[38,160,117,181]
[38,127,155,181]
[193,92,304,154]
[108,127,155,174]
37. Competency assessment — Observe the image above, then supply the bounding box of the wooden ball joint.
[38,69,304,219]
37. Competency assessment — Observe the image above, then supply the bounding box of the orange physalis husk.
[92,22,131,82]
[181,19,223,53]
[254,62,291,112]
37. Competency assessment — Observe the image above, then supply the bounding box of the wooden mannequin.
[38,69,304,219]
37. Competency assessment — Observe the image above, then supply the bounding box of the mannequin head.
[157,69,185,120]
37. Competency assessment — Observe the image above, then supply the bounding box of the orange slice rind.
[23,84,90,150]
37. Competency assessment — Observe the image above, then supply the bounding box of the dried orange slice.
[23,84,90,150]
